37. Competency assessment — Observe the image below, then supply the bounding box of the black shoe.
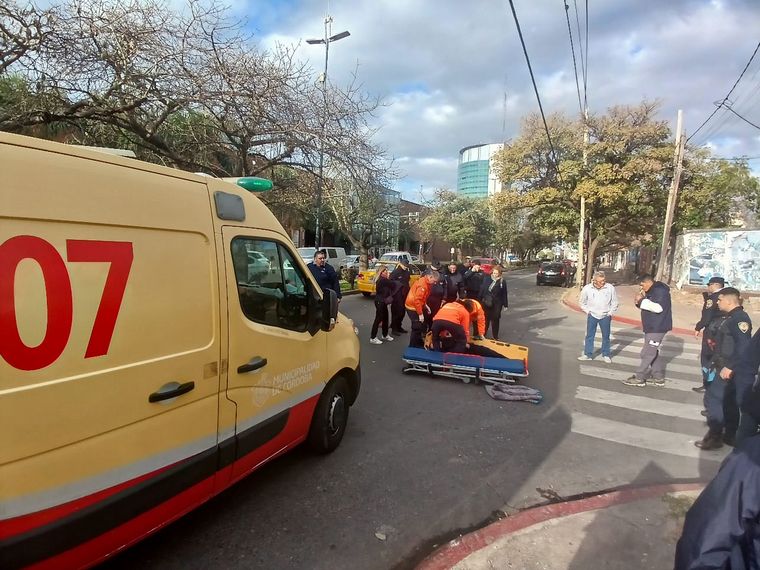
[695,433,724,450]
[723,434,736,447]
[397,327,408,333]
[622,375,647,387]
[700,410,708,417]
[692,385,706,393]
[391,330,403,336]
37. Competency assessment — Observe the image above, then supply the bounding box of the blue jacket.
[307,262,342,300]
[675,436,760,570]
[637,281,672,333]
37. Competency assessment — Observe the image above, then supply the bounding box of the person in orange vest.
[431,300,472,353]
[405,270,439,348]
[464,298,486,340]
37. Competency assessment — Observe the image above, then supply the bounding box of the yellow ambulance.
[0,132,361,569]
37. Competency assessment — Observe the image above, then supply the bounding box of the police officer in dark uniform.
[676,434,760,569]
[734,329,760,445]
[389,259,411,335]
[693,276,725,393]
[695,287,752,450]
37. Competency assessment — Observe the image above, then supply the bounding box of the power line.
[563,0,584,114]
[723,103,760,131]
[506,0,563,183]
[687,41,760,142]
[583,0,588,109]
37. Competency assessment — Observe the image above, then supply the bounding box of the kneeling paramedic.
[431,300,471,353]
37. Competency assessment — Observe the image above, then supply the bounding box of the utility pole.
[576,107,589,289]
[655,110,685,282]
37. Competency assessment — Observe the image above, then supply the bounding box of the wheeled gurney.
[402,337,529,385]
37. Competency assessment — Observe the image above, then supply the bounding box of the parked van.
[0,133,361,569]
[297,246,347,271]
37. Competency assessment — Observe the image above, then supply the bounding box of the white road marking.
[578,365,702,393]
[571,413,728,461]
[575,385,703,420]
[610,343,701,360]
[599,354,698,376]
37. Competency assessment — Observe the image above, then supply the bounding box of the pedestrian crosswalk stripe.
[575,386,703,420]
[611,343,700,360]
[578,365,701,393]
[571,413,728,461]
[598,354,697,376]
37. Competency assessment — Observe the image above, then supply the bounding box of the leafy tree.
[421,190,494,259]
[677,154,760,231]
[491,102,673,278]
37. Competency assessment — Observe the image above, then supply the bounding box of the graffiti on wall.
[672,230,760,292]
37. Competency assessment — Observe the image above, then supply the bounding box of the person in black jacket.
[623,274,672,388]
[307,250,342,302]
[369,266,398,344]
[675,435,760,569]
[733,328,760,445]
[693,276,726,393]
[695,287,752,450]
[463,263,485,301]
[443,263,464,302]
[389,260,411,335]
[424,267,447,331]
[479,266,509,339]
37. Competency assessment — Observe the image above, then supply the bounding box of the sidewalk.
[562,273,760,336]
[417,483,704,570]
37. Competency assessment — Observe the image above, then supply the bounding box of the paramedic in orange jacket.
[405,270,439,348]
[465,298,486,339]
[431,300,472,353]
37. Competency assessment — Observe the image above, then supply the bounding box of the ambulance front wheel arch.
[308,375,351,454]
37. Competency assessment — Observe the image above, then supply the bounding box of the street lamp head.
[329,30,350,42]
[306,38,325,45]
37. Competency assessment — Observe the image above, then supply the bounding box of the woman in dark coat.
[370,266,398,344]
[479,266,509,340]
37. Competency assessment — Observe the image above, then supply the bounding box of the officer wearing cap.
[695,287,752,450]
[693,276,726,393]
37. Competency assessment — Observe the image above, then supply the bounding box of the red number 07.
[0,236,133,371]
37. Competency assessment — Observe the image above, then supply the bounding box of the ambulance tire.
[362,292,371,297]
[308,377,350,454]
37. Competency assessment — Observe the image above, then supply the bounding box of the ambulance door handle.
[149,381,196,403]
[238,356,267,374]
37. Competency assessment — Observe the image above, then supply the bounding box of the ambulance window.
[231,237,309,332]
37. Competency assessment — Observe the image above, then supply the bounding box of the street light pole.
[306,17,350,249]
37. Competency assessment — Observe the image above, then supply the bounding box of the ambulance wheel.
[308,377,350,454]
[362,292,371,297]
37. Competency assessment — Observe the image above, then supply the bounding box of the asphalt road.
[103,269,718,569]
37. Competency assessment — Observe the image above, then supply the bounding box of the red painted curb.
[561,295,695,337]
[416,482,705,570]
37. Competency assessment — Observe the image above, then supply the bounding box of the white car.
[344,255,361,270]
[297,247,347,271]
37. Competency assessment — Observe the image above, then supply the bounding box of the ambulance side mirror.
[320,289,339,332]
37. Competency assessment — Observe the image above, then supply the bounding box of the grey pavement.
[420,486,703,570]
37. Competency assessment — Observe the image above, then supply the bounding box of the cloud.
[241,0,760,191]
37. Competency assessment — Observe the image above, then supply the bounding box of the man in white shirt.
[578,271,619,363]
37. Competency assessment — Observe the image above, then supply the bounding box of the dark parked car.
[536,261,567,286]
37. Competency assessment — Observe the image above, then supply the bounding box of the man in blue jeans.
[578,271,619,363]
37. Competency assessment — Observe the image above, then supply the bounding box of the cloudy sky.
[238,0,760,201]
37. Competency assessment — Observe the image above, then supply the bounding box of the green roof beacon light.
[233,177,273,192]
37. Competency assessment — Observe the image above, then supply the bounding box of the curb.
[561,291,695,337]
[416,482,705,570]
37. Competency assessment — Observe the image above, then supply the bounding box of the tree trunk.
[585,235,600,285]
